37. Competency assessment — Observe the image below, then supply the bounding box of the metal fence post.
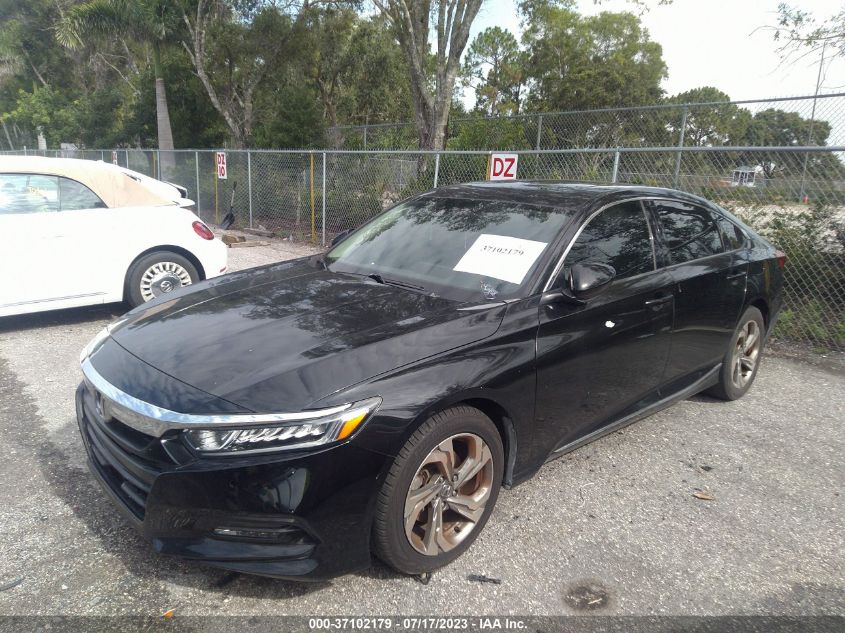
[535,114,544,150]
[321,152,327,247]
[363,126,368,151]
[433,153,441,188]
[247,150,254,228]
[673,106,688,188]
[195,151,201,220]
[125,149,129,169]
[611,148,621,183]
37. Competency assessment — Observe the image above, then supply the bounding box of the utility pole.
[799,41,826,203]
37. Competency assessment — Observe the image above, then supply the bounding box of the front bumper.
[75,382,389,580]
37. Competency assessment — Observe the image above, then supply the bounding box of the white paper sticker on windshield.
[453,234,548,285]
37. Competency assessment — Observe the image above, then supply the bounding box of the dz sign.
[489,153,518,180]
[216,151,227,180]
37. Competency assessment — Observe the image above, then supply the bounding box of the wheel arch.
[391,393,520,489]
[746,295,770,330]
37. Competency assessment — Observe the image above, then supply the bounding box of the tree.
[463,27,526,116]
[182,0,308,148]
[770,4,845,61]
[57,0,181,151]
[372,0,484,150]
[521,4,667,112]
[667,87,751,147]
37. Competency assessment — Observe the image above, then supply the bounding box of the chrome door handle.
[644,295,673,307]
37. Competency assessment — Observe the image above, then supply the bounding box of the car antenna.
[220,181,236,230]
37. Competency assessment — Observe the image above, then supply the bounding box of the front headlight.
[182,397,382,455]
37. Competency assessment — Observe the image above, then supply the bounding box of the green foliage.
[735,202,845,348]
[463,27,526,116]
[521,4,667,112]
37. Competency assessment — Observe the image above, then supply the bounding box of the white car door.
[0,173,66,310]
[49,176,117,300]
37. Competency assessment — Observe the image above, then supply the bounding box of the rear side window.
[564,200,655,281]
[0,173,59,214]
[652,201,723,264]
[715,215,746,251]
[59,177,106,211]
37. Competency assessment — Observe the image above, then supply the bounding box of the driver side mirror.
[541,261,616,307]
[331,228,353,246]
[569,262,616,297]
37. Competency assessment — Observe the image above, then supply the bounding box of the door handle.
[644,295,673,307]
[726,269,746,280]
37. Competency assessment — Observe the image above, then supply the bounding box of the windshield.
[324,196,574,302]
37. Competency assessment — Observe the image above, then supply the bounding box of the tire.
[124,251,199,308]
[707,306,766,401]
[372,406,504,575]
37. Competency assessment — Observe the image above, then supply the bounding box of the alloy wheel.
[403,433,494,556]
[731,319,761,389]
[139,261,193,301]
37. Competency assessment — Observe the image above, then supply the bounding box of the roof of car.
[423,180,709,211]
[0,156,175,208]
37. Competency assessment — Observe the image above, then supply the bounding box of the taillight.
[775,250,786,269]
[192,221,214,240]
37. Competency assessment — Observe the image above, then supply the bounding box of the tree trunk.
[152,44,175,176]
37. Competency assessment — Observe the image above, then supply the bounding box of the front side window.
[59,177,106,211]
[652,201,723,264]
[563,200,655,282]
[325,197,575,302]
[0,174,59,214]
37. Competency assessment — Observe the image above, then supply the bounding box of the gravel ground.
[0,238,843,620]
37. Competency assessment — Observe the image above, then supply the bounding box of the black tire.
[372,406,504,575]
[124,251,199,308]
[707,306,766,401]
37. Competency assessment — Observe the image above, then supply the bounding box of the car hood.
[109,259,507,413]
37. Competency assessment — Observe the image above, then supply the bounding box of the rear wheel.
[372,406,504,575]
[708,306,765,401]
[125,251,198,308]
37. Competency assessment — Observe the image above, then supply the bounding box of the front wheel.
[125,251,199,308]
[708,306,766,401]
[372,406,504,575]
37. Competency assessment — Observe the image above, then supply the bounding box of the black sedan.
[76,182,784,580]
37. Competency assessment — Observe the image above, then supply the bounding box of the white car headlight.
[182,397,382,455]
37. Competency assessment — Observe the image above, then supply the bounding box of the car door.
[646,199,747,389]
[50,176,113,299]
[0,173,64,309]
[534,200,674,455]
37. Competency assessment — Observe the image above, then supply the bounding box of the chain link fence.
[3,145,844,352]
[330,93,845,151]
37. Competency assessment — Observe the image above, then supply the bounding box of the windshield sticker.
[453,234,549,285]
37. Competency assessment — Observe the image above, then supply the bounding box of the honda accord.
[76,182,784,580]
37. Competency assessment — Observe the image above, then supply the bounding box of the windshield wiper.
[367,273,426,293]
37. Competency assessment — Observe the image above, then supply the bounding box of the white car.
[0,156,228,317]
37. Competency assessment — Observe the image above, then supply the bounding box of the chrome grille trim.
[80,357,351,438]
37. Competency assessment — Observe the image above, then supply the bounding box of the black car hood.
[110,259,506,412]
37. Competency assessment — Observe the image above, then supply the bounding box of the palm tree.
[56,0,179,151]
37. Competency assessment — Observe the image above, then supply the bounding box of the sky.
[469,0,844,103]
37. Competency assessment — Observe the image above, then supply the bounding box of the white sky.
[469,0,844,103]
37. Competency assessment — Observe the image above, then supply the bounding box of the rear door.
[646,199,746,388]
[534,200,674,454]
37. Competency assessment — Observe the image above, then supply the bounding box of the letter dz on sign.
[489,153,518,181]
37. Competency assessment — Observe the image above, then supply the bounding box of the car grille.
[78,384,172,520]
